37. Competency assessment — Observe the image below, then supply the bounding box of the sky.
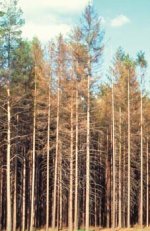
[94,0,150,68]
[18,0,150,78]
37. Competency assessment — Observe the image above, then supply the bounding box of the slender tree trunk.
[140,83,143,228]
[83,181,85,227]
[112,79,115,230]
[94,188,97,227]
[127,69,131,228]
[46,87,51,231]
[74,84,79,231]
[110,125,113,227]
[13,157,17,231]
[118,107,122,228]
[122,134,126,227]
[99,137,102,228]
[85,63,90,231]
[146,137,149,227]
[22,156,26,231]
[57,173,60,231]
[52,72,60,230]
[30,69,37,231]
[106,129,110,228]
[0,161,3,230]
[69,94,73,231]
[59,145,62,230]
[6,86,12,231]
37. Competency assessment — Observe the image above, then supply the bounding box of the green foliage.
[114,47,135,69]
[136,50,147,68]
[0,0,24,70]
[11,40,33,84]
[115,47,126,62]
[80,4,104,64]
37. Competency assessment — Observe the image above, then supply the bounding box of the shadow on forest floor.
[36,227,150,231]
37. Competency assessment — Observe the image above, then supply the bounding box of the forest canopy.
[0,0,150,231]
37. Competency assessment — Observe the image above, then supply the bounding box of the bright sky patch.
[110,15,130,27]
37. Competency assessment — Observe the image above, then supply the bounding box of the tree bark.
[127,69,131,228]
[52,69,60,230]
[146,137,149,227]
[46,85,51,231]
[85,62,90,231]
[59,145,62,230]
[74,83,79,231]
[22,156,26,231]
[140,81,143,228]
[112,79,115,230]
[69,93,73,231]
[30,67,37,231]
[0,160,3,230]
[13,157,17,231]
[6,86,12,231]
[106,129,110,228]
[118,107,122,228]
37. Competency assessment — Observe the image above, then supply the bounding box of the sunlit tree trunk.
[0,166,2,231]
[106,129,110,228]
[30,67,37,231]
[127,69,131,228]
[123,138,126,227]
[112,79,115,230]
[46,87,51,231]
[6,85,12,231]
[13,114,19,231]
[146,137,149,227]
[140,83,143,228]
[52,68,60,230]
[69,92,74,231]
[13,157,17,231]
[22,156,26,231]
[85,60,90,231]
[74,82,79,231]
[118,107,122,228]
[99,137,102,227]
[136,53,147,228]
[59,145,62,230]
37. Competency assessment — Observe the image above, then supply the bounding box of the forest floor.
[37,227,150,231]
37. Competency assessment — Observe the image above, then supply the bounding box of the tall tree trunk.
[127,69,131,228]
[140,82,143,228]
[13,114,19,231]
[112,80,115,230]
[0,160,3,230]
[146,137,149,227]
[59,144,62,230]
[85,63,90,231]
[110,125,113,227]
[106,129,110,228]
[13,157,17,231]
[46,87,51,231]
[74,83,79,231]
[57,173,60,231]
[94,187,97,227]
[99,137,102,227]
[22,156,26,231]
[52,72,60,230]
[30,69,37,231]
[69,94,73,231]
[123,134,126,227]
[118,107,122,228]
[6,86,12,231]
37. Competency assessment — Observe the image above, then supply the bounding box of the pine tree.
[0,1,24,230]
[79,5,104,229]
